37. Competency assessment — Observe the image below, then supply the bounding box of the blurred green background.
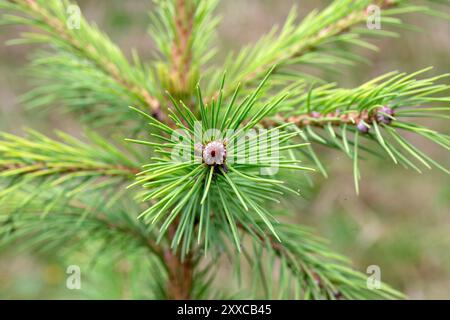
[0,0,449,299]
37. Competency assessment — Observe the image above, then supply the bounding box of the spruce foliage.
[0,0,449,299]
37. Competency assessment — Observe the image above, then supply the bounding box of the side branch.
[9,0,162,119]
[210,0,398,100]
[238,222,403,299]
[257,0,396,77]
[0,162,139,177]
[263,109,376,128]
[0,130,141,183]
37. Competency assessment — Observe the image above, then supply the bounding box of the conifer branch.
[64,201,163,259]
[0,0,449,300]
[205,0,432,99]
[0,130,140,210]
[1,0,163,122]
[0,161,139,177]
[262,69,450,186]
[0,196,166,274]
[237,222,403,299]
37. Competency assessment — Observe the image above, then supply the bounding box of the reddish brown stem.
[163,222,194,300]
[262,109,376,128]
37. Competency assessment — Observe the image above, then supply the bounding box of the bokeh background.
[0,0,449,299]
